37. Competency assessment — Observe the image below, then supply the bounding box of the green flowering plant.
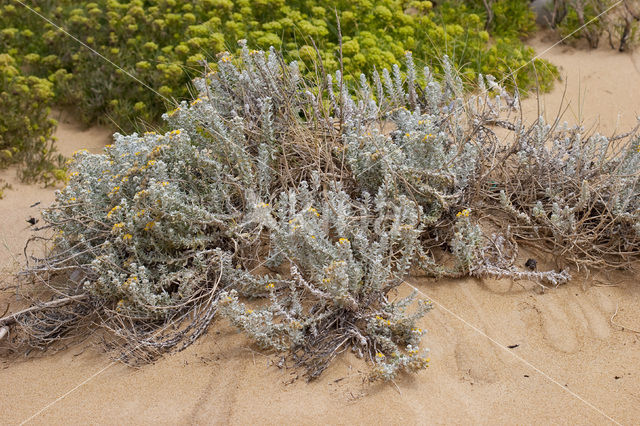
[0,0,558,132]
[0,53,64,190]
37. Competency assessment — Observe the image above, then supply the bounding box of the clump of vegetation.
[6,44,636,381]
[547,0,640,51]
[0,53,65,192]
[0,0,557,131]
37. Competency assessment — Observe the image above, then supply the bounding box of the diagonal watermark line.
[401,280,622,425]
[12,0,281,181]
[13,0,172,105]
[353,0,624,181]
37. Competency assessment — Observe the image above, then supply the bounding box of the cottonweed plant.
[219,177,432,380]
[5,44,636,380]
[484,117,640,269]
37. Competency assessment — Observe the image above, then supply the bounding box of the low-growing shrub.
[7,45,638,381]
[0,53,64,189]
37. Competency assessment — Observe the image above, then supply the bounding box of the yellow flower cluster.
[112,222,124,232]
[376,315,392,326]
[108,186,121,196]
[107,205,121,218]
[144,221,155,231]
[150,144,169,157]
[456,209,470,218]
[338,237,349,244]
[257,202,269,208]
[307,206,319,217]
[288,217,301,230]
[122,233,133,241]
[265,282,275,289]
[122,275,138,289]
[423,133,434,142]
[190,97,207,106]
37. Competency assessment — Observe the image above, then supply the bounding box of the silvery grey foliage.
[16,41,640,379]
[219,178,432,379]
[493,116,640,268]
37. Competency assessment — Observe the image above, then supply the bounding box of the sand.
[1,42,640,425]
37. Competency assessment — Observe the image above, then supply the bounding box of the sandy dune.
[1,42,639,425]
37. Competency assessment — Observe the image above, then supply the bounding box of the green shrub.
[0,0,557,132]
[551,0,640,50]
[0,53,64,188]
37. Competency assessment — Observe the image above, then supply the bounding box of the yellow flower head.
[456,209,470,218]
[122,233,133,241]
[107,205,121,218]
